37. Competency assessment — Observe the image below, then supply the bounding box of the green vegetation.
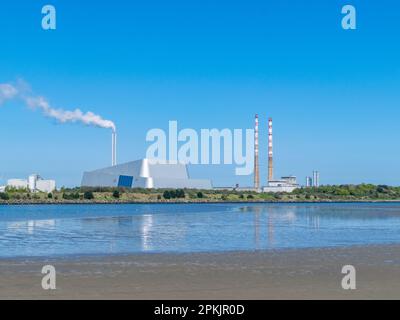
[163,189,186,200]
[112,190,120,199]
[83,191,94,200]
[292,184,400,201]
[1,184,400,204]
[0,193,10,200]
[63,192,80,200]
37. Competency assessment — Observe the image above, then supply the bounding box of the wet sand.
[1,245,400,299]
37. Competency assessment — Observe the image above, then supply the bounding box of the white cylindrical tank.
[28,174,39,192]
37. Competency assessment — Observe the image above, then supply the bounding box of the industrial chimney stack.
[111,131,117,166]
[254,114,260,190]
[268,117,273,182]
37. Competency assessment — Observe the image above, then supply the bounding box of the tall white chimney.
[111,131,117,166]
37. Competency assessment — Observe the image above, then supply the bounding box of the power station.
[82,158,212,189]
[82,114,300,192]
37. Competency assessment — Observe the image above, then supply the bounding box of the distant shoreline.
[2,184,400,205]
[2,199,400,205]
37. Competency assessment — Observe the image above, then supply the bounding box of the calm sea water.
[1,203,400,258]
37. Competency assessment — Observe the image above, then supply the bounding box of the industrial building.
[81,158,213,189]
[7,174,56,193]
[262,176,299,193]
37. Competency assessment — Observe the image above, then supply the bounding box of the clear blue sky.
[0,0,399,187]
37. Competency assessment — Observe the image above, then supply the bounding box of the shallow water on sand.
[1,203,400,257]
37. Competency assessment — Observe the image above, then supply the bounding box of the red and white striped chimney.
[268,117,273,182]
[254,114,260,190]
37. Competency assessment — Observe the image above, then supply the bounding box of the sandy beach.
[1,245,400,299]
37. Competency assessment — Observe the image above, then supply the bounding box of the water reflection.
[1,203,400,257]
[308,215,320,230]
[253,207,261,249]
[7,219,56,234]
[242,205,299,249]
[141,214,153,251]
[268,212,274,248]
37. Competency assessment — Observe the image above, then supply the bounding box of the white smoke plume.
[0,82,116,132]
[25,96,116,132]
[0,84,18,104]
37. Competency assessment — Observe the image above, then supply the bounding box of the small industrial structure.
[81,158,213,189]
[305,171,320,187]
[7,174,56,193]
[263,176,299,193]
[312,170,320,187]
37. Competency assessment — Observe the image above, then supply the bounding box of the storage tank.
[28,174,39,192]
